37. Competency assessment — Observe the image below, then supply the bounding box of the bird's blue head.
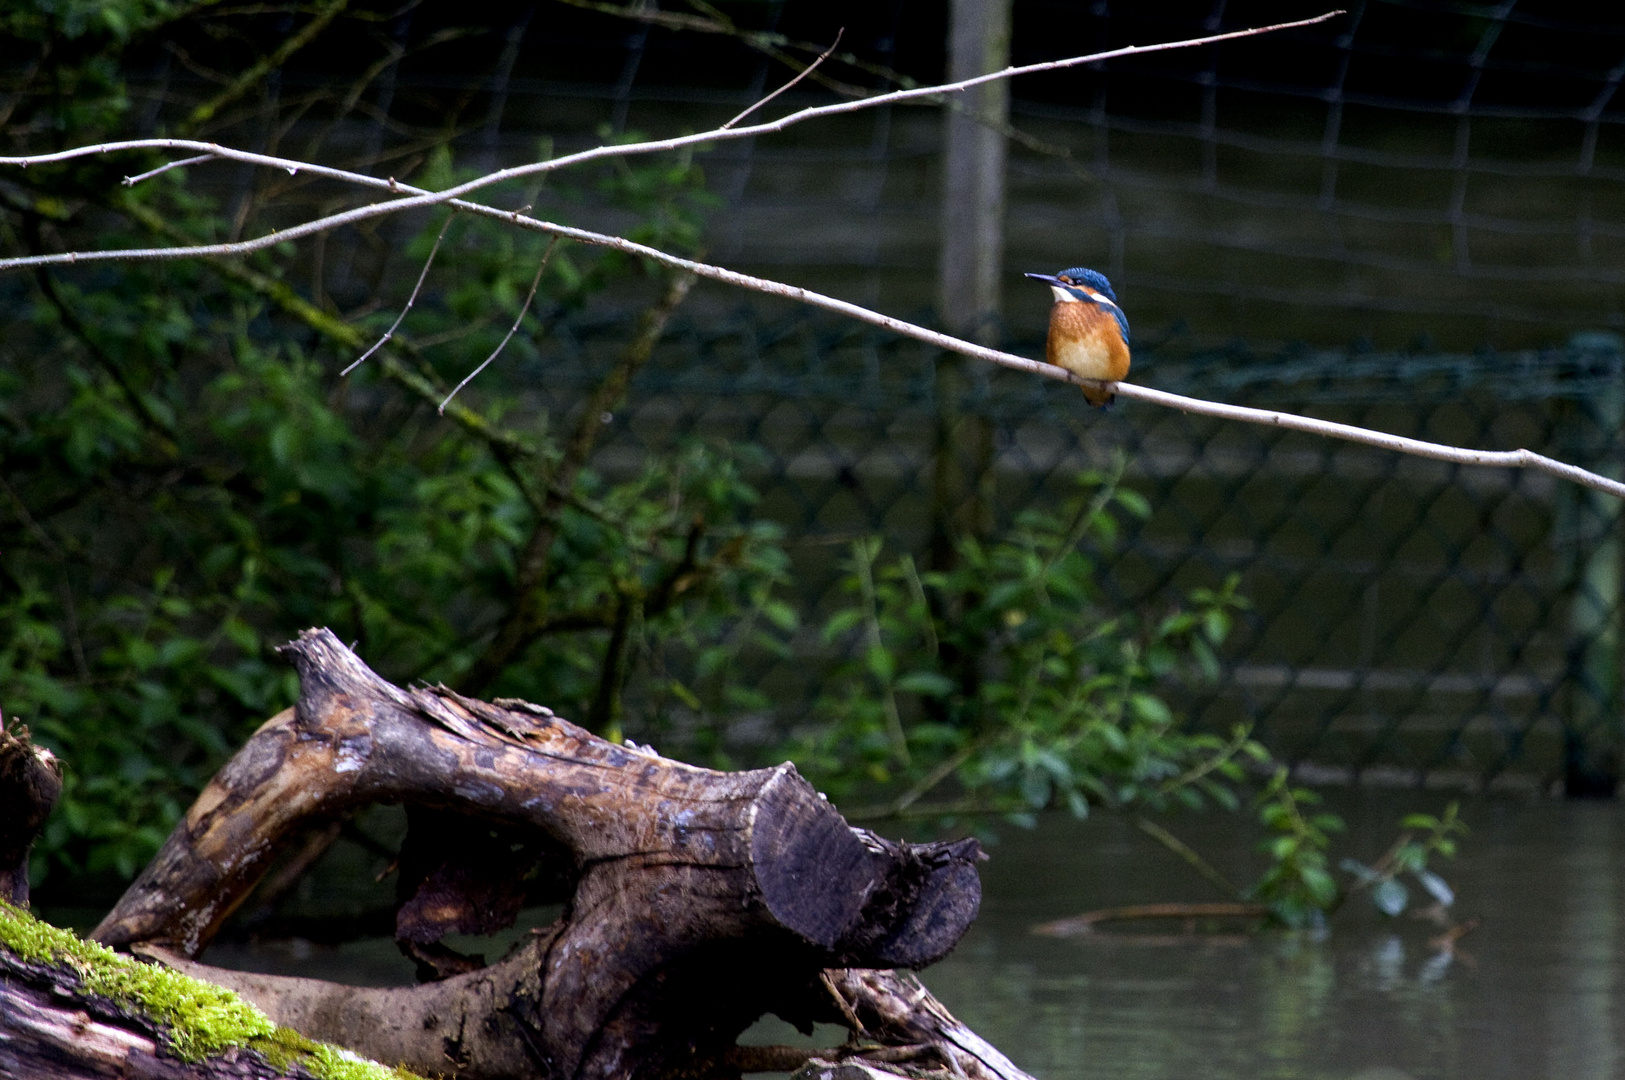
[1062,267,1115,301]
[1058,267,1116,301]
[1023,267,1118,302]
[1024,266,1128,340]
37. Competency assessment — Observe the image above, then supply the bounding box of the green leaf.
[1114,489,1151,518]
[1339,858,1379,885]
[1128,693,1174,726]
[864,644,896,682]
[895,671,954,697]
[1301,866,1339,905]
[667,681,703,710]
[821,609,865,642]
[763,600,799,631]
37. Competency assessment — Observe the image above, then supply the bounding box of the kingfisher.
[1024,267,1130,407]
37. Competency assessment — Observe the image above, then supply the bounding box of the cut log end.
[749,767,983,968]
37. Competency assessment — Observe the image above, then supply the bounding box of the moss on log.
[0,901,424,1080]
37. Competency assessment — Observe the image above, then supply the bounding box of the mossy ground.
[0,901,425,1080]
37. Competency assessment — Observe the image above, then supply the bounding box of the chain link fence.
[120,0,1625,791]
[419,0,1625,792]
[498,308,1620,795]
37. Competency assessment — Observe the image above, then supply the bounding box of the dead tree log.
[75,628,1028,1080]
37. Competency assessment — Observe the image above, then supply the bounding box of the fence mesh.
[143,0,1625,789]
[494,306,1618,794]
[402,0,1625,792]
[493,0,1625,351]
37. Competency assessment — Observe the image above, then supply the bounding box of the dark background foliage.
[2,0,1612,929]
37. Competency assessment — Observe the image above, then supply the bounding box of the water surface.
[922,794,1622,1080]
[170,792,1625,1080]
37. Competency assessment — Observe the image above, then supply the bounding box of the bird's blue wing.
[1108,304,1129,344]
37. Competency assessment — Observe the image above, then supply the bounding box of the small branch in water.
[1033,902,1268,936]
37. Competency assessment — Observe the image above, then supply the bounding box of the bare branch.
[470,215,1625,501]
[343,210,454,375]
[7,11,1614,500]
[439,235,557,412]
[0,12,1345,270]
[121,153,217,187]
[28,155,1625,500]
[722,28,844,130]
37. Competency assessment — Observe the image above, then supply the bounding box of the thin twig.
[1158,725,1255,795]
[887,735,990,817]
[122,153,217,187]
[1132,814,1245,900]
[455,273,697,695]
[560,0,885,98]
[439,236,557,412]
[0,13,1344,265]
[344,211,454,375]
[899,554,937,659]
[585,0,1101,182]
[1043,451,1126,580]
[722,29,843,130]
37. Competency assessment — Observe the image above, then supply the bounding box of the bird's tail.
[1081,383,1116,408]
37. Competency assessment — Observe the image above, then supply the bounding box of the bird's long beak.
[1023,272,1061,285]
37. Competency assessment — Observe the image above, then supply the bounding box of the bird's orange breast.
[1046,300,1131,387]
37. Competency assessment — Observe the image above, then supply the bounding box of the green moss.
[0,901,424,1080]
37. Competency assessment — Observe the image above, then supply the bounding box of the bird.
[1024,266,1130,407]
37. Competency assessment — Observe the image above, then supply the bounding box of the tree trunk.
[3,629,1036,1080]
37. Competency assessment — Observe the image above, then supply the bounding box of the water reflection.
[1548,808,1618,1080]
[919,794,1625,1080]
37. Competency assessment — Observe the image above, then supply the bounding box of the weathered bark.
[0,949,291,1080]
[77,629,1022,1080]
[0,719,62,907]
